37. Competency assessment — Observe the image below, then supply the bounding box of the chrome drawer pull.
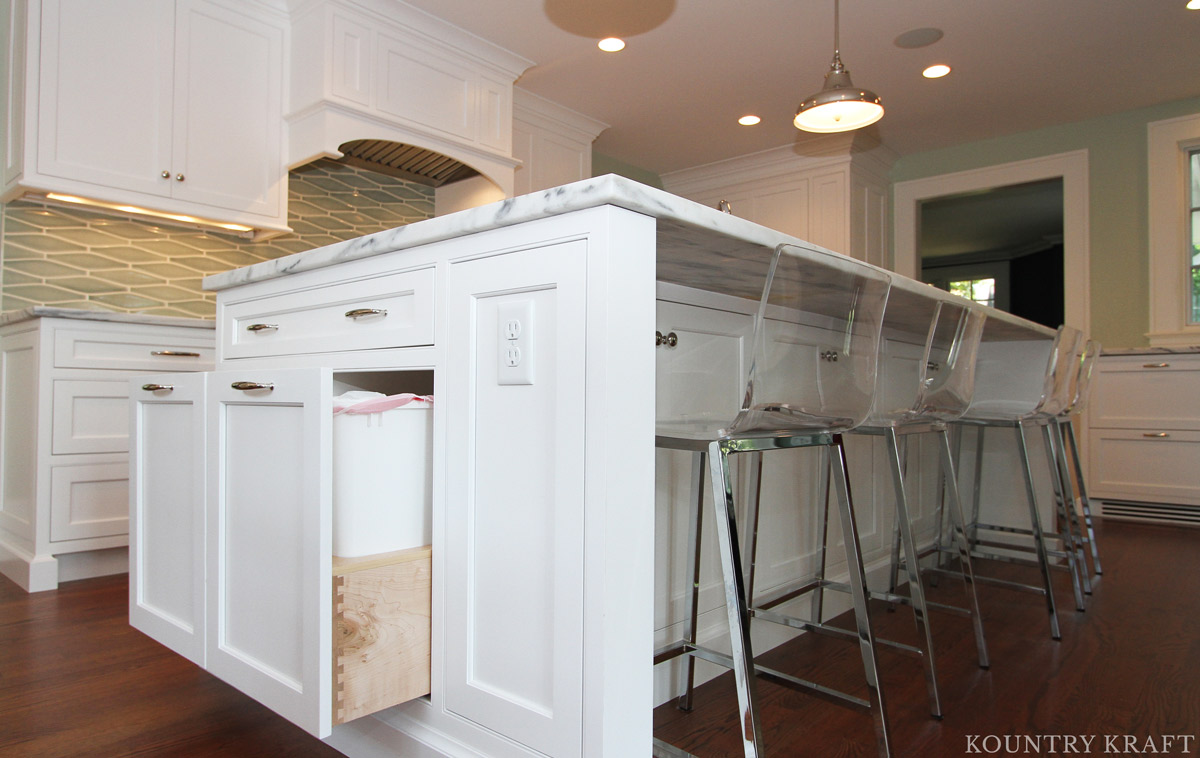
[141,384,174,392]
[246,323,278,332]
[150,350,201,357]
[655,331,678,347]
[1143,432,1170,438]
[231,381,274,392]
[1143,362,1170,368]
[345,307,388,320]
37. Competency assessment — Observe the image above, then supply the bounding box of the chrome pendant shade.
[794,0,883,133]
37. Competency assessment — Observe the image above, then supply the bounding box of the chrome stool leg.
[708,440,765,758]
[829,436,893,758]
[938,428,990,669]
[885,428,942,718]
[810,446,832,625]
[1016,422,1062,640]
[1050,421,1092,594]
[1063,421,1102,575]
[676,450,707,712]
[1041,422,1086,610]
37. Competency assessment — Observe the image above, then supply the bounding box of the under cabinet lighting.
[39,192,254,235]
[598,37,625,52]
[738,115,761,126]
[923,64,951,78]
[1188,0,1200,9]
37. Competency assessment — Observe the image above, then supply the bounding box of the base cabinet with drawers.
[1087,352,1200,523]
[0,313,214,592]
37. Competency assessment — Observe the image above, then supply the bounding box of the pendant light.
[794,0,883,133]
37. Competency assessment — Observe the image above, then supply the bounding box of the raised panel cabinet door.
[36,0,174,195]
[444,241,587,758]
[171,0,283,217]
[129,373,207,667]
[204,368,334,738]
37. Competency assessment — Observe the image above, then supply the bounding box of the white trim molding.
[1147,112,1200,346]
[893,150,1091,338]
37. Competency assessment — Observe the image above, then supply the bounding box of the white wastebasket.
[332,391,433,558]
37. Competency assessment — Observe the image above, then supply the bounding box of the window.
[1191,149,1200,323]
[1147,113,1200,345]
[949,277,997,308]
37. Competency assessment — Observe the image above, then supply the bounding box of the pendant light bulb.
[794,0,883,133]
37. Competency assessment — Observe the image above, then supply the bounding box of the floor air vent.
[1099,500,1200,527]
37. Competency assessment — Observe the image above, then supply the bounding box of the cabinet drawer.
[1087,429,1200,506]
[52,379,132,455]
[54,328,215,371]
[333,545,431,725]
[1091,357,1200,430]
[50,461,129,542]
[223,267,434,359]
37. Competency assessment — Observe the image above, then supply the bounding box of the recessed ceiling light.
[738,115,761,126]
[923,64,951,78]
[597,37,625,52]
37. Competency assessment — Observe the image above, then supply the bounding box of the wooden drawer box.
[333,545,432,725]
[223,267,434,360]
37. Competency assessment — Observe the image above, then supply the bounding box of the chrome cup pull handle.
[141,383,174,392]
[345,308,388,320]
[1142,362,1170,369]
[151,350,201,357]
[231,381,274,392]
[1143,432,1170,438]
[245,323,278,332]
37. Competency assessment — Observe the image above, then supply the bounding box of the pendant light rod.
[793,0,884,134]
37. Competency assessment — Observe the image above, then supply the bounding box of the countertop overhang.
[202,174,1053,342]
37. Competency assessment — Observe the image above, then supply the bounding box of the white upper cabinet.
[4,0,288,236]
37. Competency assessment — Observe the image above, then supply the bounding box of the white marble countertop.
[1100,345,1200,356]
[0,306,214,330]
[204,174,1054,342]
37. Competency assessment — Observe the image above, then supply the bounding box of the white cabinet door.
[129,373,207,667]
[444,242,588,758]
[204,368,334,738]
[36,0,174,195]
[172,0,283,217]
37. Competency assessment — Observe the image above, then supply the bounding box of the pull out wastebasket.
[332,391,433,558]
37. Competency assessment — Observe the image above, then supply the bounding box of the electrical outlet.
[497,299,535,385]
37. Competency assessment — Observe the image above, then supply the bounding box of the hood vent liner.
[338,139,480,187]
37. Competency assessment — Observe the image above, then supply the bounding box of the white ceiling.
[397,0,1200,175]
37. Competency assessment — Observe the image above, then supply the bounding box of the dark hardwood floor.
[655,519,1200,757]
[1,519,1197,757]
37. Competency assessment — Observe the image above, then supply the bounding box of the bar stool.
[952,325,1085,641]
[653,242,893,758]
[815,300,991,720]
[1050,339,1103,586]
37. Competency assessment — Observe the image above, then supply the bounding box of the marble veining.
[0,305,214,329]
[203,175,1053,341]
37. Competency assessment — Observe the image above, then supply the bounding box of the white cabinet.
[1088,353,1200,520]
[0,314,214,592]
[4,0,287,235]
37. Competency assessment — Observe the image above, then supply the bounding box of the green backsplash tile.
[7,259,86,278]
[7,283,84,303]
[3,159,435,314]
[94,269,172,287]
[51,276,124,295]
[46,228,129,247]
[50,252,131,270]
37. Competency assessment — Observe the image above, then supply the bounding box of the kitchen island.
[129,175,1055,758]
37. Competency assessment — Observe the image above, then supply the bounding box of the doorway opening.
[919,178,1064,328]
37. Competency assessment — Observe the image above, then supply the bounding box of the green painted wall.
[592,152,664,189]
[891,96,1200,349]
